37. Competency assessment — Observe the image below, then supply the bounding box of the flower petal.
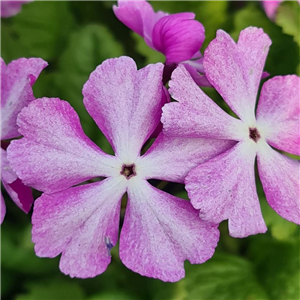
[139,133,236,183]
[152,13,205,64]
[256,75,300,156]
[113,0,167,47]
[262,0,281,20]
[7,98,119,194]
[1,148,17,184]
[1,194,6,224]
[83,57,164,162]
[2,178,33,213]
[162,65,245,140]
[120,178,219,282]
[1,0,32,18]
[2,145,33,214]
[257,143,300,225]
[203,27,271,125]
[1,57,48,140]
[32,177,127,278]
[186,142,267,238]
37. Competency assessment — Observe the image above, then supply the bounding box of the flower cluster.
[2,0,299,283]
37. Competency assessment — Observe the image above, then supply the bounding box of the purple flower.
[113,0,207,85]
[7,57,234,281]
[1,0,32,18]
[1,57,47,223]
[162,27,300,238]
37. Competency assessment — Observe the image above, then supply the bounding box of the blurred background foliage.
[1,1,299,300]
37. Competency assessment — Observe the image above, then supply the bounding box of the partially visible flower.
[7,57,234,281]
[162,27,300,238]
[113,0,206,84]
[1,0,32,18]
[1,57,47,223]
[262,0,300,20]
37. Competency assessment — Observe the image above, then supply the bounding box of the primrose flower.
[113,0,208,85]
[1,57,47,223]
[7,57,234,281]
[162,27,300,238]
[1,0,32,18]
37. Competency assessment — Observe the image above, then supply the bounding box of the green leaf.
[1,22,30,62]
[89,291,137,300]
[248,236,300,300]
[276,1,300,46]
[181,253,269,300]
[0,269,16,298]
[12,1,75,61]
[55,24,124,152]
[1,224,58,275]
[15,279,85,300]
[260,200,298,241]
[132,33,165,65]
[232,3,299,76]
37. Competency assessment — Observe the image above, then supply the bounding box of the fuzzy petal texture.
[1,194,6,224]
[32,177,127,278]
[152,13,205,64]
[1,148,17,184]
[257,143,300,225]
[162,65,245,140]
[138,133,236,183]
[7,98,119,194]
[203,27,271,125]
[1,147,33,213]
[1,0,31,18]
[120,178,219,282]
[83,57,164,162]
[256,75,300,156]
[1,57,48,140]
[186,142,267,238]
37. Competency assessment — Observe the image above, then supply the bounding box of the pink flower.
[1,57,47,223]
[113,0,207,85]
[7,57,234,281]
[262,0,300,20]
[1,0,32,18]
[162,27,300,238]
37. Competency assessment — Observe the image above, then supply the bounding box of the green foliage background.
[1,1,299,300]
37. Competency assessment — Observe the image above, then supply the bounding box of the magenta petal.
[139,133,236,183]
[113,1,167,48]
[256,75,300,156]
[262,1,281,20]
[152,13,205,64]
[32,178,127,278]
[83,57,164,162]
[1,194,6,224]
[120,179,219,282]
[257,144,300,225]
[1,148,17,184]
[186,142,267,238]
[1,1,32,18]
[2,178,33,213]
[7,98,118,194]
[1,57,48,140]
[162,65,245,140]
[182,63,212,87]
[203,27,271,124]
[1,147,33,214]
